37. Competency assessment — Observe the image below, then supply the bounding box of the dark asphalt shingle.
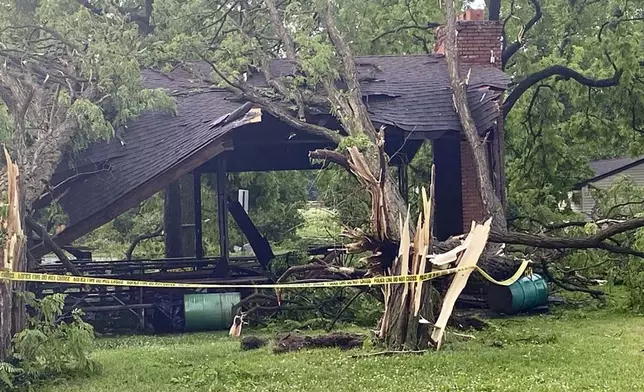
[49,54,508,242]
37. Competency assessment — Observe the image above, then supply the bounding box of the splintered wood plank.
[426,166,435,247]
[413,245,429,316]
[3,147,22,271]
[430,218,491,349]
[399,208,412,308]
[413,175,434,317]
[421,186,430,245]
[428,242,469,267]
[411,212,423,275]
[409,207,424,309]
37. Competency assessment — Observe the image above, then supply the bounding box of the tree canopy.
[0,0,643,261]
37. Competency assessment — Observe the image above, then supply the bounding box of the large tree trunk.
[0,275,12,360]
[0,149,25,361]
[442,0,506,233]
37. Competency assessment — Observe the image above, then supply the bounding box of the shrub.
[0,293,99,391]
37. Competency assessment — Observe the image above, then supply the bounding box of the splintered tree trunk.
[11,234,26,337]
[0,149,25,361]
[442,0,506,233]
[380,178,435,350]
[0,270,11,360]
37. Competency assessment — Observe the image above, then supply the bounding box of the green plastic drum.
[487,274,548,314]
[183,292,240,332]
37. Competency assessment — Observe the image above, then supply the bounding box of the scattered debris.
[449,332,476,340]
[430,219,492,349]
[351,350,427,358]
[228,312,247,337]
[449,313,492,331]
[273,332,365,354]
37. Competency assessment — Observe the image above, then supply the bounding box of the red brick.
[433,8,505,232]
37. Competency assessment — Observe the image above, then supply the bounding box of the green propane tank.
[183,292,240,332]
[487,274,548,314]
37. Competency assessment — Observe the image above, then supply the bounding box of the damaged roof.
[143,55,509,135]
[38,54,509,252]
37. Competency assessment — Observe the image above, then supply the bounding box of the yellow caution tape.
[473,259,532,287]
[0,266,473,289]
[0,261,531,289]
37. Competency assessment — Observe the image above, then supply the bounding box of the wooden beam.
[25,215,80,276]
[164,182,182,258]
[180,174,196,257]
[30,137,233,258]
[214,156,229,277]
[227,198,274,268]
[194,170,204,260]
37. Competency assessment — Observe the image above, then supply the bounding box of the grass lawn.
[39,308,644,392]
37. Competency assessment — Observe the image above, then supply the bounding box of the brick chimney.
[434,8,503,67]
[432,9,505,235]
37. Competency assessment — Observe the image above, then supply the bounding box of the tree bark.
[0,276,11,361]
[1,149,25,360]
[442,0,506,233]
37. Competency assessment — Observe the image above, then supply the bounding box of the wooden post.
[397,163,408,204]
[163,183,182,258]
[180,174,196,258]
[193,170,203,260]
[215,156,229,277]
[227,198,275,268]
[138,259,145,331]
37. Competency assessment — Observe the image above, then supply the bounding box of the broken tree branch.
[502,0,542,69]
[327,288,366,331]
[490,217,644,250]
[125,227,163,260]
[25,215,80,275]
[309,149,351,170]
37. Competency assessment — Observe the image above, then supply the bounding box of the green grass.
[39,309,644,392]
[296,206,341,241]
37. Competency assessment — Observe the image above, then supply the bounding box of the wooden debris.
[351,350,427,358]
[430,219,492,349]
[450,331,476,340]
[378,167,438,349]
[228,312,247,337]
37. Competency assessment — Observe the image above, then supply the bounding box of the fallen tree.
[197,0,644,350]
[5,0,643,353]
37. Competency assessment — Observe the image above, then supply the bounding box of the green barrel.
[183,292,241,332]
[487,274,548,315]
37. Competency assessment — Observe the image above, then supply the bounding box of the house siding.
[571,163,644,217]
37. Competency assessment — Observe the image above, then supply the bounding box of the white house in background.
[569,156,644,218]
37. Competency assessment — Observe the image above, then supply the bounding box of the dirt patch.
[241,336,268,351]
[273,332,365,354]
